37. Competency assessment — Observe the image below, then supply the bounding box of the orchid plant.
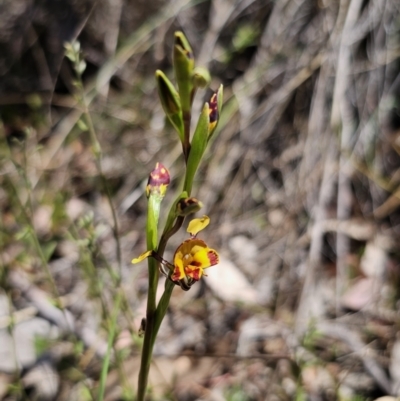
[132,32,223,399]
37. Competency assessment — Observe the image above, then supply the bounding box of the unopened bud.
[193,67,211,89]
[208,92,218,132]
[208,85,223,141]
[155,70,184,141]
[174,31,194,112]
[174,31,193,59]
[146,162,170,199]
[176,197,203,216]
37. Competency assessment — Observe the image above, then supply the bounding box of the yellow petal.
[187,215,210,236]
[172,258,185,281]
[131,250,153,264]
[192,248,219,269]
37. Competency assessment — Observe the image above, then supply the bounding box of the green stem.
[146,173,195,350]
[4,174,65,312]
[137,195,161,401]
[183,111,191,163]
[97,292,123,401]
[142,191,193,376]
[136,204,186,400]
[150,215,184,344]
[136,38,205,397]
[153,280,175,339]
[82,100,123,284]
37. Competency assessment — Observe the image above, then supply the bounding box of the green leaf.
[184,102,209,194]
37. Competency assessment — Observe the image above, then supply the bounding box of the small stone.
[33,205,53,237]
[268,209,285,227]
[341,277,376,311]
[301,365,335,394]
[206,256,258,304]
[282,377,297,397]
[360,235,389,278]
[23,361,59,400]
[229,235,257,262]
[0,318,56,372]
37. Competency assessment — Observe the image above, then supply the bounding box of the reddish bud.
[146,162,170,199]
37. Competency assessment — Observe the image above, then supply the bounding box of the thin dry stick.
[331,0,364,314]
[99,0,123,97]
[7,270,108,357]
[249,52,327,142]
[316,321,392,394]
[295,139,338,335]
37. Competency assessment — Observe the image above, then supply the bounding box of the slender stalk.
[150,215,185,344]
[135,31,221,400]
[136,258,159,400]
[183,111,191,163]
[69,50,133,395]
[137,195,161,400]
[136,155,197,399]
[81,92,123,283]
[97,292,123,401]
[153,280,175,339]
[5,174,67,315]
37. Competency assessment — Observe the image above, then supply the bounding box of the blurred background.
[1,0,400,400]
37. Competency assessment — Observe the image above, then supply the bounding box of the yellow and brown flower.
[132,215,219,290]
[172,238,219,282]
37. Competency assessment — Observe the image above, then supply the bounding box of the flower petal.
[171,237,218,286]
[173,239,207,264]
[131,250,153,264]
[187,215,210,236]
[172,258,185,281]
[207,249,219,266]
[192,248,219,269]
[185,266,202,280]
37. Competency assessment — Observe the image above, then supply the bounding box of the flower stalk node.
[138,318,146,337]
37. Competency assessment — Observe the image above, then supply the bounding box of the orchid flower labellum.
[132,215,219,290]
